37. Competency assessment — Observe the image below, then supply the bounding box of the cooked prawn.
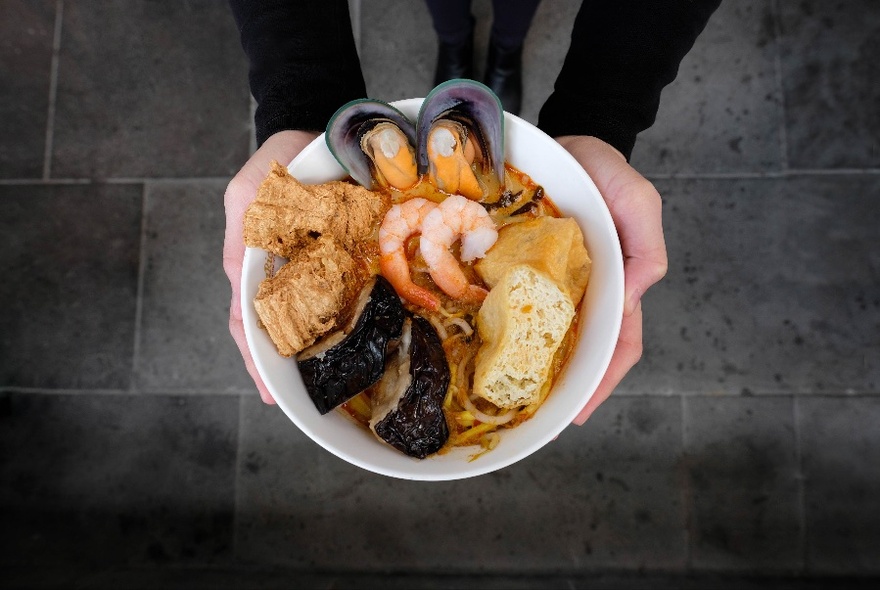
[379,198,441,310]
[420,194,498,302]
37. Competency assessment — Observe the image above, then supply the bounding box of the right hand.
[555,135,668,425]
[223,130,320,404]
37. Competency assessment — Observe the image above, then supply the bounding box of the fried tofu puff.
[253,236,365,357]
[244,161,390,258]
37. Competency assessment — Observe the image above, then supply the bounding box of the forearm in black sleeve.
[229,0,367,146]
[538,0,721,160]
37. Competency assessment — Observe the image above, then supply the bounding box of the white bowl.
[242,98,623,481]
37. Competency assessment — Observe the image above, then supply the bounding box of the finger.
[556,136,668,315]
[572,302,643,425]
[229,309,275,405]
[223,179,253,341]
[223,130,319,289]
[222,131,319,405]
[623,254,668,316]
[224,181,268,400]
[222,176,252,287]
[604,176,667,315]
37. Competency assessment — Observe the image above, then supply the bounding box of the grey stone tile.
[10,567,876,590]
[622,175,880,395]
[0,183,141,389]
[0,0,54,178]
[50,1,250,179]
[800,396,880,574]
[683,396,801,572]
[0,392,239,566]
[235,394,684,571]
[359,0,436,102]
[778,0,880,169]
[360,1,783,171]
[631,0,783,174]
[358,0,575,125]
[134,181,253,393]
[519,0,578,126]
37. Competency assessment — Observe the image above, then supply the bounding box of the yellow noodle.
[494,214,537,227]
[443,381,456,409]
[449,421,496,446]
[482,432,501,450]
[347,392,372,422]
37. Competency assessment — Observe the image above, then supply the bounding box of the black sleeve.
[229,0,367,146]
[537,0,721,160]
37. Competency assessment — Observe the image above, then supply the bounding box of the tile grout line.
[0,386,260,396]
[41,0,64,180]
[106,177,233,184]
[232,394,246,561]
[792,394,808,575]
[0,177,234,186]
[771,0,791,172]
[2,169,879,188]
[2,385,877,397]
[644,168,880,180]
[680,393,692,571]
[349,0,362,56]
[249,97,257,155]
[129,183,150,393]
[0,387,137,396]
[0,178,91,186]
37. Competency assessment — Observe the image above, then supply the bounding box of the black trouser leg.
[489,0,542,50]
[425,0,475,85]
[485,0,542,114]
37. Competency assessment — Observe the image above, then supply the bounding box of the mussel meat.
[297,275,405,415]
[416,79,505,200]
[370,314,451,459]
[326,99,419,191]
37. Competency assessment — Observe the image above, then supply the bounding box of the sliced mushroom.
[370,314,451,459]
[297,276,405,415]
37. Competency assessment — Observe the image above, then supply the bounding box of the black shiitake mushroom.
[297,276,405,415]
[370,314,450,459]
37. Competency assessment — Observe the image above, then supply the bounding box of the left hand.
[223,130,320,404]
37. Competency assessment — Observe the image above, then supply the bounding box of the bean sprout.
[460,394,517,425]
[428,315,448,341]
[446,317,474,336]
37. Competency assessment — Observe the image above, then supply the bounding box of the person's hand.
[555,135,668,425]
[223,130,320,404]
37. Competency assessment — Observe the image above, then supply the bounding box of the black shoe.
[484,37,523,115]
[434,32,474,86]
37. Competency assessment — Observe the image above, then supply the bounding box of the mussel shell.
[326,99,417,189]
[297,275,405,415]
[371,314,451,459]
[416,79,505,185]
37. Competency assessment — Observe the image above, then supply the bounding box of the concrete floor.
[1,0,879,588]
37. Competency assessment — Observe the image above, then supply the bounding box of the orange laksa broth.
[339,163,582,454]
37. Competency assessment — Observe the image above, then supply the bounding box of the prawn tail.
[379,252,441,311]
[398,281,442,311]
[427,261,487,304]
[463,284,489,303]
